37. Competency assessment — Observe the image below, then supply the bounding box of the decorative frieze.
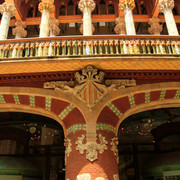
[76,134,108,162]
[110,137,119,163]
[64,138,72,165]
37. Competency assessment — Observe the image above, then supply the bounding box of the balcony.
[0,35,179,60]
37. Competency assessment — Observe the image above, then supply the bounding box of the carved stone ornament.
[44,81,74,88]
[113,174,120,180]
[50,18,60,36]
[110,137,119,163]
[119,0,135,10]
[38,0,55,13]
[79,22,95,34]
[0,2,16,17]
[158,0,174,12]
[114,17,126,35]
[12,21,27,38]
[77,173,91,180]
[78,0,96,12]
[148,18,163,35]
[105,79,136,87]
[64,138,72,165]
[76,134,108,162]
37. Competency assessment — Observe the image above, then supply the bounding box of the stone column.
[49,18,60,37]
[0,2,16,40]
[38,0,55,37]
[12,21,27,38]
[78,0,95,36]
[119,0,136,35]
[158,0,179,35]
[114,17,126,35]
[148,17,163,35]
[65,129,119,180]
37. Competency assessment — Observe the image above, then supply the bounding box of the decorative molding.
[44,81,74,89]
[64,138,72,165]
[0,3,16,17]
[76,134,108,162]
[58,104,74,120]
[67,124,86,135]
[77,173,91,180]
[110,137,119,163]
[96,124,115,134]
[107,103,123,119]
[105,79,136,87]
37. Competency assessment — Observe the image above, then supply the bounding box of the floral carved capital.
[110,137,119,163]
[64,138,72,165]
[158,0,174,12]
[49,18,60,36]
[0,3,16,17]
[76,134,108,162]
[148,18,162,35]
[114,17,126,35]
[38,0,55,13]
[119,0,135,10]
[78,0,96,12]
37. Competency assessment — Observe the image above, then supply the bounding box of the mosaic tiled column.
[158,0,179,35]
[12,21,27,39]
[119,0,136,35]
[0,3,16,40]
[65,125,119,180]
[38,0,55,37]
[78,0,95,36]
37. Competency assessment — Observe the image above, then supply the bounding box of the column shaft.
[124,7,136,35]
[40,9,50,37]
[164,8,179,35]
[0,12,10,40]
[83,7,92,36]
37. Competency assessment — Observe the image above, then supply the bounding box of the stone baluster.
[104,40,109,55]
[0,3,16,40]
[12,43,19,58]
[145,40,151,54]
[38,0,55,37]
[78,0,95,36]
[12,21,27,39]
[109,40,114,54]
[148,17,163,35]
[77,41,82,55]
[119,0,136,35]
[158,0,179,35]
[56,41,60,56]
[61,41,66,55]
[166,40,172,54]
[99,40,103,55]
[67,41,71,55]
[141,40,146,54]
[49,18,60,37]
[134,40,140,54]
[120,40,125,54]
[114,40,119,54]
[93,41,98,55]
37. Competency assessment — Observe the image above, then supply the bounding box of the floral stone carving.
[77,173,91,180]
[64,138,72,165]
[76,134,108,162]
[110,137,119,163]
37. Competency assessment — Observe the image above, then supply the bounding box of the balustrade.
[0,36,179,59]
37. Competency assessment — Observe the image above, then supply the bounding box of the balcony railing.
[0,35,179,59]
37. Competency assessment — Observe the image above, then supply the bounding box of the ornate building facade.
[0,0,179,180]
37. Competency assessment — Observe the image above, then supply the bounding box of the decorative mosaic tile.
[128,94,135,107]
[107,103,122,119]
[30,95,35,106]
[13,94,20,104]
[59,104,74,120]
[66,124,86,135]
[174,89,180,99]
[45,97,51,110]
[145,92,150,103]
[96,123,115,134]
[160,90,166,100]
[0,95,5,104]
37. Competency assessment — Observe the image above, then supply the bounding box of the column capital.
[158,0,174,12]
[119,0,135,10]
[0,2,16,17]
[78,0,96,12]
[38,0,55,13]
[114,17,126,35]
[12,21,27,38]
[49,18,60,36]
[148,17,163,35]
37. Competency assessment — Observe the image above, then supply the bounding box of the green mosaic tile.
[107,103,122,118]
[66,124,86,135]
[0,95,5,103]
[45,97,51,110]
[30,95,35,106]
[160,90,166,100]
[96,123,115,133]
[59,104,74,120]
[174,89,180,99]
[145,92,150,103]
[13,94,20,104]
[128,94,135,107]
